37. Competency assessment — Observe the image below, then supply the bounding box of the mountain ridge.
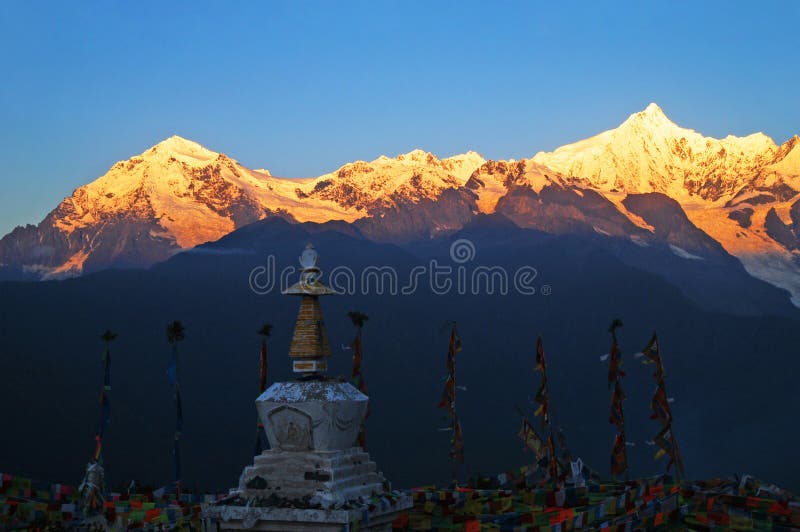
[2,104,799,306]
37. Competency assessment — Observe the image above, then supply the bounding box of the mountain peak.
[620,102,676,131]
[446,150,484,162]
[397,149,436,163]
[152,135,206,152]
[142,135,218,167]
[643,102,665,115]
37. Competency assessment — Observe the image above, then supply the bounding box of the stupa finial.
[283,243,336,297]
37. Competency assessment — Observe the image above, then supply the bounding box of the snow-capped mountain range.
[2,104,799,305]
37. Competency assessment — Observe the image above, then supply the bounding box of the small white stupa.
[204,244,412,531]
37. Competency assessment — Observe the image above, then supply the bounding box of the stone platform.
[238,447,388,508]
[204,496,411,531]
[205,446,411,531]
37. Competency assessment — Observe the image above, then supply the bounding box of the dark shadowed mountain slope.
[407,213,798,318]
[1,219,799,492]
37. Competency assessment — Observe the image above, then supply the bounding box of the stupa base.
[203,500,410,531]
[203,447,412,531]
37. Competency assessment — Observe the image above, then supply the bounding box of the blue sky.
[1,1,798,235]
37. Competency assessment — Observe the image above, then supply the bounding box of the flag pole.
[438,322,464,488]
[348,311,370,449]
[451,324,461,488]
[533,336,559,485]
[255,324,272,456]
[94,330,115,465]
[607,319,629,481]
[166,321,185,500]
[655,333,683,481]
[640,332,685,482]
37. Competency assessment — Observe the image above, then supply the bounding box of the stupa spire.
[283,244,336,373]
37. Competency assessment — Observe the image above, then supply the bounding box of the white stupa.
[204,244,412,531]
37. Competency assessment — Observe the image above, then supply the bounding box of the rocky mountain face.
[2,105,799,306]
[531,103,780,201]
[0,139,486,277]
[529,104,800,305]
[0,137,270,276]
